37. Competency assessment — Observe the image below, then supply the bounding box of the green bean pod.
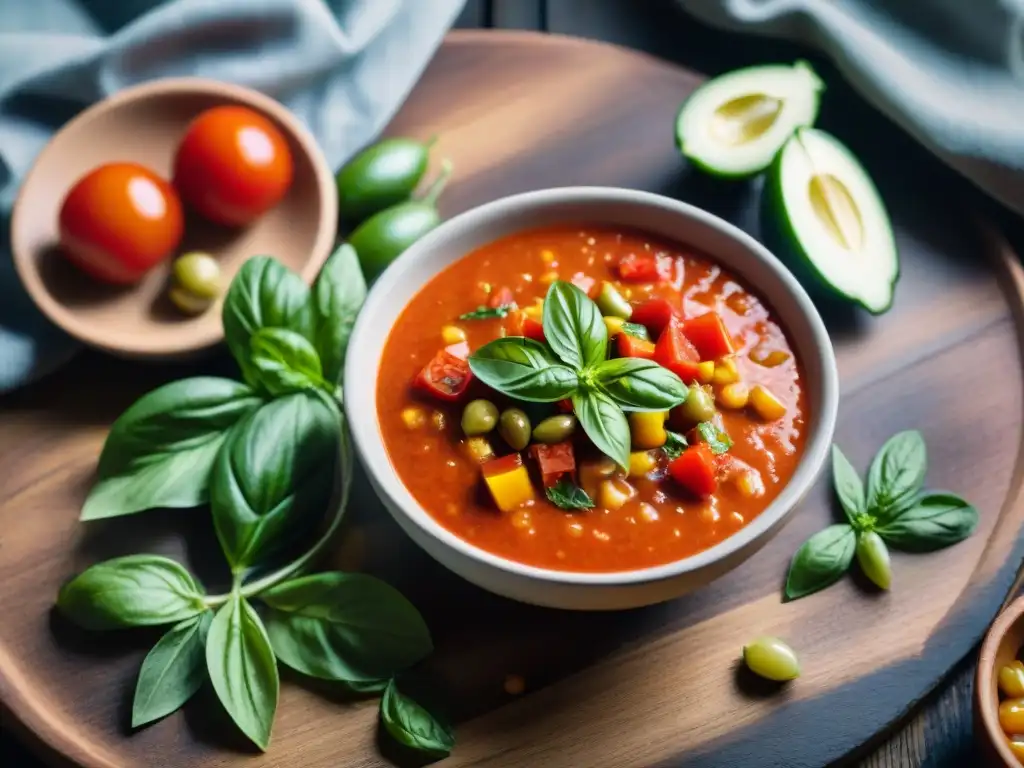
[336,137,434,222]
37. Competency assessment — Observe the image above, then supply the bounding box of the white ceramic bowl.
[344,187,839,610]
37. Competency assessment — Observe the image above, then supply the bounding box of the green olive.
[679,384,716,423]
[461,399,498,436]
[336,137,432,222]
[532,414,576,444]
[498,408,532,450]
[169,251,221,314]
[743,636,800,682]
[595,281,632,319]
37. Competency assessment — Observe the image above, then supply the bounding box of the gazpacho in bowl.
[345,188,838,610]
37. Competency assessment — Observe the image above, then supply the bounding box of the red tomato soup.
[376,226,807,572]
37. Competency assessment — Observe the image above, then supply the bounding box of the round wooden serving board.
[3,30,1024,768]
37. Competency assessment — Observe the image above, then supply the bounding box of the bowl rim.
[9,76,338,357]
[976,594,1024,766]
[344,186,840,587]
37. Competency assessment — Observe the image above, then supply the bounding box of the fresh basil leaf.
[132,612,212,727]
[784,524,856,601]
[876,492,979,552]
[250,327,328,398]
[57,555,206,630]
[866,430,927,518]
[662,430,688,460]
[545,479,595,510]
[211,393,340,570]
[469,338,579,402]
[223,256,315,389]
[572,390,630,469]
[592,357,687,412]
[459,305,513,320]
[206,595,279,751]
[261,572,432,682]
[697,421,732,455]
[621,322,650,341]
[380,679,454,759]
[831,445,866,526]
[312,243,367,385]
[542,281,607,370]
[82,377,262,520]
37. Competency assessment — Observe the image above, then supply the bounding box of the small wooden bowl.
[10,77,337,359]
[976,595,1024,766]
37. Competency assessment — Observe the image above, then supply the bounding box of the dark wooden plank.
[492,0,544,30]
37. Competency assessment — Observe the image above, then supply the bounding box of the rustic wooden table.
[3,1,1018,766]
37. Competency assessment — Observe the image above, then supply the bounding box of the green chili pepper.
[348,160,452,280]
[336,137,435,222]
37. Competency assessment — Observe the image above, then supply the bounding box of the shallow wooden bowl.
[976,596,1024,766]
[10,77,337,360]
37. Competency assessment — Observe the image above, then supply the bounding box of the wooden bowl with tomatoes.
[10,77,337,359]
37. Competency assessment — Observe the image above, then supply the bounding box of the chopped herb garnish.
[621,322,650,341]
[459,305,514,320]
[697,422,732,454]
[545,478,595,510]
[662,430,688,460]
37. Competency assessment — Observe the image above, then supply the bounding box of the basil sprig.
[459,304,513,320]
[56,244,449,757]
[470,281,688,467]
[784,431,978,601]
[545,479,595,510]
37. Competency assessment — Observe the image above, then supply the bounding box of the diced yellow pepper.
[628,450,658,478]
[696,361,715,384]
[441,325,466,344]
[539,271,559,285]
[598,477,636,510]
[462,437,495,464]
[712,357,739,386]
[604,316,625,337]
[718,382,750,410]
[628,411,668,449]
[483,464,535,513]
[750,385,787,421]
[401,407,426,430]
[524,303,544,322]
[579,457,618,500]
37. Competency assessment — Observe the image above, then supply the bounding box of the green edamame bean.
[856,531,891,590]
[461,399,498,436]
[498,408,532,450]
[348,160,452,280]
[679,384,716,424]
[595,281,632,319]
[532,414,576,444]
[169,251,221,315]
[743,636,800,682]
[336,137,433,222]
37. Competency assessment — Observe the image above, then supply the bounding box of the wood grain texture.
[2,30,1023,768]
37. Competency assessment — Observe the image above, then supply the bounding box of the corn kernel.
[629,411,668,449]
[712,357,739,386]
[604,316,625,337]
[441,324,466,344]
[462,437,495,464]
[638,503,659,522]
[540,249,556,263]
[401,407,426,430]
[750,385,787,421]
[628,450,658,477]
[598,477,636,510]
[697,361,715,383]
[718,382,750,410]
[736,469,765,499]
[431,410,446,431]
[566,521,585,538]
[524,303,544,322]
[539,271,559,285]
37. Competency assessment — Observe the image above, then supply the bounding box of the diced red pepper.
[668,443,718,497]
[445,341,470,360]
[482,452,523,478]
[570,272,598,298]
[617,253,666,283]
[654,319,701,383]
[630,298,679,337]
[508,310,546,342]
[530,441,576,487]
[617,332,656,360]
[413,349,473,402]
[683,312,735,360]
[488,286,516,309]
[556,398,574,413]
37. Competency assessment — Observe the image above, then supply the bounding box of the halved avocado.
[675,60,824,179]
[763,128,899,314]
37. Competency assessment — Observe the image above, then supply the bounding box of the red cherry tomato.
[58,162,183,284]
[173,105,293,226]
